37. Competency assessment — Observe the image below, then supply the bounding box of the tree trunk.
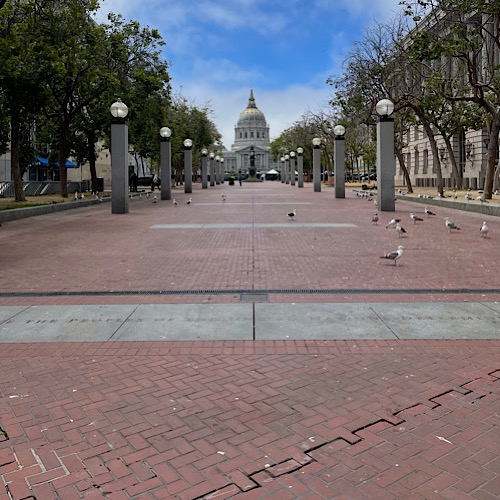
[10,108,26,202]
[483,115,500,199]
[395,146,413,193]
[58,124,69,197]
[88,129,98,194]
[420,117,444,195]
[443,135,462,189]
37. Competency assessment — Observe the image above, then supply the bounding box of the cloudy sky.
[96,0,402,148]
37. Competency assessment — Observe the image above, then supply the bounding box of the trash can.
[96,177,104,192]
[229,177,235,185]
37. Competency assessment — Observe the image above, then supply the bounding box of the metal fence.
[0,181,93,197]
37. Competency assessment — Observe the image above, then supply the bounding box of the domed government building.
[222,89,278,174]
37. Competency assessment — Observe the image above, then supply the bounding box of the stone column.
[290,153,296,186]
[313,143,321,192]
[281,158,285,183]
[285,155,290,184]
[201,150,208,189]
[160,137,171,200]
[111,120,129,213]
[209,154,215,186]
[334,137,345,198]
[184,142,192,194]
[377,117,395,211]
[297,149,304,188]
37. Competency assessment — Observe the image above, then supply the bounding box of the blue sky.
[96,0,402,147]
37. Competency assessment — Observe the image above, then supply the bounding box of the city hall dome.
[237,89,267,126]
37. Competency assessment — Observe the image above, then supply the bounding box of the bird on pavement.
[372,213,379,225]
[172,199,178,207]
[380,245,404,266]
[73,191,78,201]
[410,213,423,224]
[477,195,488,204]
[465,191,473,201]
[480,221,489,237]
[445,217,460,232]
[221,194,227,202]
[396,222,407,237]
[153,195,157,203]
[80,193,85,199]
[425,207,436,217]
[146,192,150,198]
[186,198,192,205]
[287,209,296,220]
[386,218,401,229]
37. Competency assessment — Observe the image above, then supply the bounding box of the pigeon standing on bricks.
[372,213,379,224]
[287,209,296,220]
[445,217,460,232]
[425,207,436,216]
[410,213,423,224]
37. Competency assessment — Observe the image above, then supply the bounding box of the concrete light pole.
[297,147,304,188]
[110,98,129,214]
[160,126,172,200]
[209,152,215,186]
[290,151,296,186]
[281,157,285,183]
[285,154,290,184]
[183,139,193,194]
[201,148,208,189]
[376,99,395,211]
[215,156,220,184]
[313,137,321,192]
[334,125,346,198]
[220,158,225,184]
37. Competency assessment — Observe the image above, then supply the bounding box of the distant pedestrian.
[130,172,138,192]
[151,174,160,191]
[238,170,242,186]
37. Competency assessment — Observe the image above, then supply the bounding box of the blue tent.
[35,156,77,168]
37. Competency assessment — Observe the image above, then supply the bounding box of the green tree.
[401,0,500,197]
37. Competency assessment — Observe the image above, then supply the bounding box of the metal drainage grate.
[240,293,269,302]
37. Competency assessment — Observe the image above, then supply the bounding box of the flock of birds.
[371,203,491,265]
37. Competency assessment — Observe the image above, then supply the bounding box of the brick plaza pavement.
[0,181,499,499]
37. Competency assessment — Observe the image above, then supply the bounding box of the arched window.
[245,132,247,138]
[257,132,260,138]
[240,132,242,138]
[250,131,254,138]
[262,132,265,139]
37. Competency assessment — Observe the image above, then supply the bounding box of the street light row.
[110,97,396,214]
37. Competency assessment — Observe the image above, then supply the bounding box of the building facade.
[222,90,277,173]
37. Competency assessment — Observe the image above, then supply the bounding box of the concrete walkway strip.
[1,302,498,342]
[150,223,358,229]
[111,304,253,341]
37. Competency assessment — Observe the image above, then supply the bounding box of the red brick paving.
[0,182,499,303]
[0,340,499,498]
[1,182,499,498]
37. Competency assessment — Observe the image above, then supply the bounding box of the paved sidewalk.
[0,182,499,499]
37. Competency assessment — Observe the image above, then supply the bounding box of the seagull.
[80,193,85,199]
[396,222,407,237]
[73,191,78,201]
[424,207,436,217]
[477,196,488,204]
[380,245,404,266]
[445,217,460,232]
[221,194,227,202]
[139,193,142,199]
[386,218,401,229]
[153,195,157,203]
[186,198,192,205]
[410,213,423,224]
[465,191,473,201]
[146,192,150,198]
[480,221,488,237]
[372,213,379,224]
[172,199,178,207]
[287,209,296,220]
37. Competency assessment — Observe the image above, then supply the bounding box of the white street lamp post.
[110,98,129,213]
[201,148,208,189]
[290,151,296,186]
[297,147,304,188]
[333,125,346,198]
[376,99,395,211]
[209,152,215,186]
[312,137,321,192]
[183,139,193,193]
[160,126,172,200]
